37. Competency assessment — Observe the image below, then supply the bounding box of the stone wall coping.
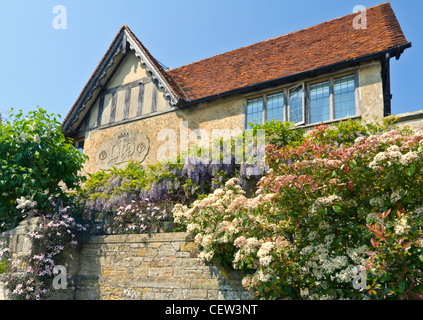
[85,232,193,244]
[1,217,42,236]
[395,110,423,123]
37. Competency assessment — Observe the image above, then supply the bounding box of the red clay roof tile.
[63,2,409,130]
[167,2,409,102]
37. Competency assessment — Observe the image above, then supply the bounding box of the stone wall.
[73,232,251,300]
[0,217,41,300]
[82,93,244,174]
[0,217,80,300]
[0,218,251,300]
[79,60,387,175]
[395,110,423,131]
[358,61,385,122]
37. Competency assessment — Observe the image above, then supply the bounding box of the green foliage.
[0,258,8,274]
[250,120,305,148]
[78,119,306,232]
[365,208,423,299]
[0,107,87,231]
[176,122,423,300]
[81,161,148,210]
[313,116,404,146]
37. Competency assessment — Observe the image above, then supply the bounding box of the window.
[334,75,356,119]
[309,81,330,124]
[245,73,358,128]
[74,140,84,154]
[267,92,285,123]
[246,97,264,126]
[289,85,304,124]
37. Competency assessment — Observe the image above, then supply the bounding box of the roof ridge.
[168,2,390,73]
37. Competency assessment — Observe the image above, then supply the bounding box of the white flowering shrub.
[0,107,87,231]
[175,123,423,300]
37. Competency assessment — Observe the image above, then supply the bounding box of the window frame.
[306,79,332,124]
[243,71,360,129]
[266,91,287,124]
[73,139,85,154]
[287,83,305,126]
[244,96,265,128]
[332,73,360,120]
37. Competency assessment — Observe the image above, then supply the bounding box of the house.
[61,2,412,173]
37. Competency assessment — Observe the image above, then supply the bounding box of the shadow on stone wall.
[1,218,253,300]
[71,233,253,300]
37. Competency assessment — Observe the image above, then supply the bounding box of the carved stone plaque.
[96,131,150,169]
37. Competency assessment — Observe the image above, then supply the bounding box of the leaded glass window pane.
[267,92,285,123]
[309,81,330,124]
[334,75,356,119]
[246,97,264,127]
[289,86,304,124]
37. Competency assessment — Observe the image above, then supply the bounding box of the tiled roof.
[63,2,410,130]
[167,2,409,102]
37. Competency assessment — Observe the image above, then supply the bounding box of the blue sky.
[0,0,421,121]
